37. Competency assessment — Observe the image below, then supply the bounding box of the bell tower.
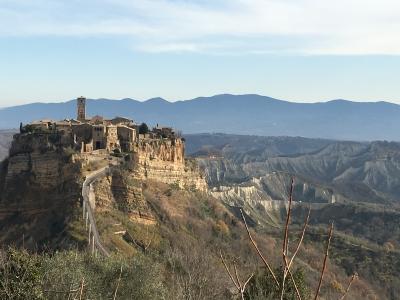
[77,96,86,121]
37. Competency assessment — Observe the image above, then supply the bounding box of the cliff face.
[0,132,207,249]
[3,133,80,191]
[135,138,207,191]
[0,132,82,249]
[137,138,185,165]
[86,139,207,227]
[92,169,155,223]
[5,151,63,189]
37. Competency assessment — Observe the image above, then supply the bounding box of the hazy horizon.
[1,93,400,109]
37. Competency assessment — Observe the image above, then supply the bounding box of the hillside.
[1,127,399,299]
[188,134,400,204]
[1,94,400,140]
[0,130,382,299]
[188,133,400,299]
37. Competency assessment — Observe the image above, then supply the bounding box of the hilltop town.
[13,96,206,191]
[0,95,207,255]
[25,97,179,155]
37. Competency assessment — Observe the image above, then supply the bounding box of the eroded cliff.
[0,132,82,249]
[135,138,207,191]
[0,132,208,249]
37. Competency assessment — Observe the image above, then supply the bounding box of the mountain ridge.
[3,93,399,108]
[1,94,399,141]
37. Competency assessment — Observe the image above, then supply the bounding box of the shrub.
[0,248,44,300]
[0,248,167,300]
[244,268,310,300]
[139,123,149,135]
[42,251,166,300]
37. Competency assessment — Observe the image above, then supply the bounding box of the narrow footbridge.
[81,166,113,257]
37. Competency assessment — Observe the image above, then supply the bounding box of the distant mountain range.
[1,94,399,141]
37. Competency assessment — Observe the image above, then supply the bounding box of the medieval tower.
[77,96,86,121]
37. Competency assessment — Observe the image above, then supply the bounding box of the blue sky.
[1,0,400,106]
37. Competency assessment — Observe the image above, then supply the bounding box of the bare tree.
[221,176,357,300]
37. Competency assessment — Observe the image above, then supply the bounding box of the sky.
[1,0,400,107]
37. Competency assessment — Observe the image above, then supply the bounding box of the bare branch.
[288,268,302,300]
[220,251,240,291]
[113,266,123,300]
[338,273,358,300]
[281,177,295,300]
[220,250,254,300]
[243,273,254,292]
[288,204,311,271]
[78,277,85,300]
[281,204,310,300]
[314,222,334,300]
[144,229,156,251]
[234,262,243,290]
[240,209,279,286]
[283,177,295,259]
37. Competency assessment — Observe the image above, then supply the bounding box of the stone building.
[27,96,179,156]
[77,96,86,122]
[117,125,136,152]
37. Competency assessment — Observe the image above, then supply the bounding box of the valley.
[186,133,400,299]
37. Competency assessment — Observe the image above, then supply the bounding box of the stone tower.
[77,96,86,121]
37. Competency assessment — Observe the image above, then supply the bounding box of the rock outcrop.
[93,170,147,211]
[135,138,207,191]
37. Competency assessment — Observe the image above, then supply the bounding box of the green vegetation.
[0,248,166,300]
[0,248,44,299]
[289,203,400,299]
[245,268,310,300]
[138,123,149,135]
[293,203,400,247]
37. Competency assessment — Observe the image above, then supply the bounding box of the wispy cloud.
[1,0,400,55]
